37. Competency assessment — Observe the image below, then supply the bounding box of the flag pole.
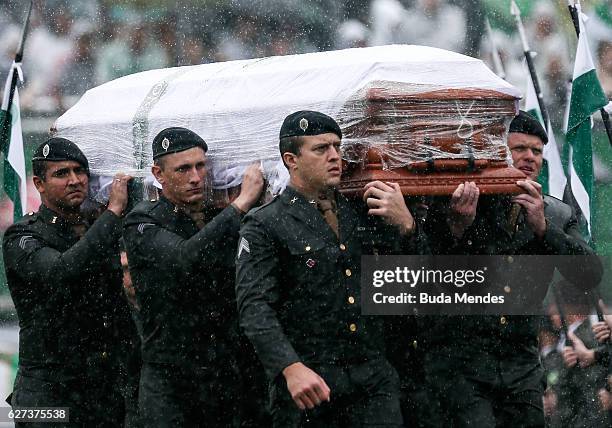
[1,1,33,119]
[510,1,550,129]
[567,0,612,148]
[485,18,506,80]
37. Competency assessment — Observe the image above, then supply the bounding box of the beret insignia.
[42,144,50,157]
[299,118,309,132]
[162,138,170,151]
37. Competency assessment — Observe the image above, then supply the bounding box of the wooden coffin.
[338,87,525,196]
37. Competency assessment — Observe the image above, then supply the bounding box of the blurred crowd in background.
[0,0,610,130]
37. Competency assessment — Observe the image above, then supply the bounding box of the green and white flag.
[565,7,608,237]
[523,67,566,199]
[1,63,27,221]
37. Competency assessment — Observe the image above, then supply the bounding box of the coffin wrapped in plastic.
[52,45,523,203]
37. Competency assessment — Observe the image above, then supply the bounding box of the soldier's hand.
[512,180,546,239]
[562,346,577,368]
[233,162,265,213]
[598,388,612,411]
[592,321,611,343]
[107,173,132,217]
[363,181,415,236]
[542,388,557,417]
[448,182,479,239]
[282,362,331,410]
[568,331,595,368]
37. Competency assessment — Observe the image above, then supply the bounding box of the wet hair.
[153,156,166,170]
[32,160,49,181]
[279,135,305,169]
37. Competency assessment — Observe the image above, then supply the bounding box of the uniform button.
[412,340,418,349]
[500,316,507,325]
[504,286,511,293]
[305,246,311,251]
[101,351,108,359]
[467,239,472,246]
[339,244,346,251]
[345,269,352,277]
[349,323,357,332]
[348,296,355,304]
[507,256,514,264]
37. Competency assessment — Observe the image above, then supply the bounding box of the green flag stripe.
[567,69,607,132]
[566,122,594,199]
[1,108,23,221]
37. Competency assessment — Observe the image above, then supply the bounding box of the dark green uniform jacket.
[2,205,130,382]
[425,194,602,345]
[123,196,242,366]
[235,186,429,380]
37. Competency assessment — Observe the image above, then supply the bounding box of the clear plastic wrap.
[52,45,520,199]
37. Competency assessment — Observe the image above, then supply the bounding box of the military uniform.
[123,195,243,427]
[236,186,428,427]
[554,316,611,427]
[421,194,603,427]
[2,205,132,427]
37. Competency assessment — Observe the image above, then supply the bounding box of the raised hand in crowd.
[593,300,612,343]
[565,331,596,368]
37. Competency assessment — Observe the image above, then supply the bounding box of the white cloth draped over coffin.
[52,44,520,193]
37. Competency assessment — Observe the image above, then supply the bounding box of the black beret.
[32,137,89,172]
[152,127,208,160]
[279,110,342,140]
[508,110,548,144]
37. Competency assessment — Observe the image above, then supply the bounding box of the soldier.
[123,127,264,426]
[556,280,610,427]
[2,137,133,426]
[235,111,428,427]
[422,110,603,426]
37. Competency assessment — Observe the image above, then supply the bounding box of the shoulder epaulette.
[247,195,279,217]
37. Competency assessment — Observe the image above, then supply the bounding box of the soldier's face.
[152,147,207,207]
[34,160,89,211]
[508,132,544,181]
[286,133,342,192]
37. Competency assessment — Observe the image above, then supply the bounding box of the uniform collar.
[157,194,203,234]
[280,186,358,242]
[38,204,85,228]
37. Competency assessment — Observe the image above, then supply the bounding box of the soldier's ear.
[32,176,45,194]
[283,152,299,171]
[151,164,165,185]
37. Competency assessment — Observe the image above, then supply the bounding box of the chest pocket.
[284,238,337,281]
